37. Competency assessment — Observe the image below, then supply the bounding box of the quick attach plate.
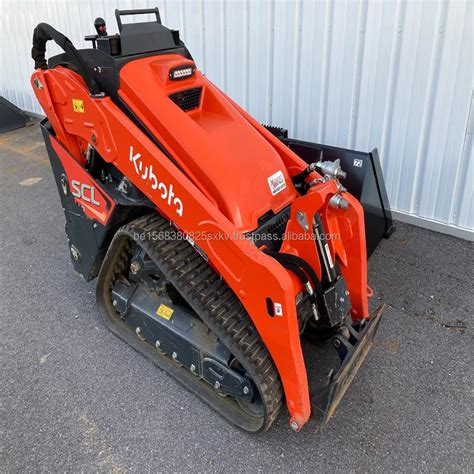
[312,304,385,427]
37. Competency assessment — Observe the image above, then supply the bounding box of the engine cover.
[119,55,298,232]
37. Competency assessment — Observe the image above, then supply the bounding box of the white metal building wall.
[1,0,472,238]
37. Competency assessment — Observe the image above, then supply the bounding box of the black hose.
[31,23,102,97]
[265,251,323,298]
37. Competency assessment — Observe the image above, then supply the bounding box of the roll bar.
[31,23,103,97]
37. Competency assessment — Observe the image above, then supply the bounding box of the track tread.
[113,214,283,431]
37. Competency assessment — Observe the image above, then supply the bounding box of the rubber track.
[112,214,283,430]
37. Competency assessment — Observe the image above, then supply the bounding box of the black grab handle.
[31,22,103,97]
[115,7,161,32]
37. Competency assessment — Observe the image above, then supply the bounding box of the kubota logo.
[129,146,184,217]
[71,180,100,206]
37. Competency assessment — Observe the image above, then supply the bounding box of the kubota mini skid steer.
[31,8,394,432]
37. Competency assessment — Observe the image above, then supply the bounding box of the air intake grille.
[246,206,291,252]
[169,87,202,112]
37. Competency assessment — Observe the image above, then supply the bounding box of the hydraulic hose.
[31,23,102,97]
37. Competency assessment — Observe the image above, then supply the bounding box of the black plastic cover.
[115,8,178,55]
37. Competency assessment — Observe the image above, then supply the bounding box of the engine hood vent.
[169,87,202,112]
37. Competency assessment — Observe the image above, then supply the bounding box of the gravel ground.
[1,124,472,473]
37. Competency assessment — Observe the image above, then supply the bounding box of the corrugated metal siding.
[1,0,472,233]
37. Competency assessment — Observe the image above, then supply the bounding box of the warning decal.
[156,304,174,320]
[72,99,85,113]
[267,170,287,196]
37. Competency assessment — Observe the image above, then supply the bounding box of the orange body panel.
[50,138,115,225]
[31,52,369,430]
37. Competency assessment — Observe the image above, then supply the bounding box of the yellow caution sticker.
[156,304,174,320]
[72,99,85,113]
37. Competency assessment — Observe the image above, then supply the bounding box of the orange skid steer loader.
[31,8,394,432]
